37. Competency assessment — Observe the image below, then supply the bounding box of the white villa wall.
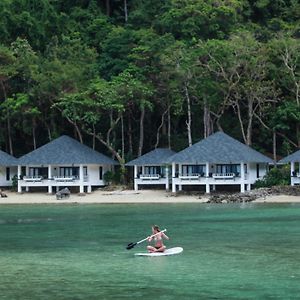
[133,164,171,191]
[0,166,17,187]
[290,162,300,186]
[88,164,112,185]
[18,164,114,193]
[171,162,270,193]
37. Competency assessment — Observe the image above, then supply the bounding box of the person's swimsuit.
[154,235,163,248]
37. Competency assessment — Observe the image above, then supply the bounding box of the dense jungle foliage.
[0,0,299,171]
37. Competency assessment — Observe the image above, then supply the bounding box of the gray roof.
[166,132,273,164]
[279,150,300,163]
[18,135,118,165]
[0,150,18,166]
[126,148,176,166]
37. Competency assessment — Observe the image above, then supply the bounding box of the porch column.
[205,162,210,193]
[25,165,29,191]
[17,165,22,193]
[134,165,138,191]
[79,164,84,194]
[142,166,145,175]
[172,162,176,193]
[240,162,245,193]
[291,162,295,186]
[178,163,182,191]
[205,162,209,177]
[165,166,169,191]
[48,165,52,194]
[206,184,210,193]
[87,185,92,193]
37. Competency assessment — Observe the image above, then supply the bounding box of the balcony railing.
[23,176,43,182]
[139,174,161,180]
[212,173,236,179]
[53,176,77,182]
[179,173,203,180]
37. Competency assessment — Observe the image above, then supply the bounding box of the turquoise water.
[0,203,300,299]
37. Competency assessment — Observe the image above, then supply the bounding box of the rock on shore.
[207,186,300,204]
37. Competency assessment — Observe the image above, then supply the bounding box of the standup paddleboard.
[135,247,183,257]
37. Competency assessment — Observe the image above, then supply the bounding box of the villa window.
[182,165,205,175]
[99,166,103,180]
[59,167,79,178]
[83,166,88,176]
[29,167,39,177]
[216,164,240,175]
[6,167,10,181]
[144,166,161,175]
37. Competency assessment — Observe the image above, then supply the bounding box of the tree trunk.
[246,98,254,146]
[32,118,37,150]
[124,0,128,22]
[92,124,96,150]
[273,129,277,164]
[203,98,213,138]
[235,101,247,145]
[7,114,13,156]
[127,112,133,155]
[168,105,171,149]
[155,107,169,148]
[46,124,52,142]
[0,80,13,155]
[184,83,192,147]
[121,114,125,159]
[105,0,110,16]
[75,123,83,144]
[138,106,145,157]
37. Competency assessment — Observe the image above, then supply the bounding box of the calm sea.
[0,203,299,299]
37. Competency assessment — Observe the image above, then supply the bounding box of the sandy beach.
[0,189,299,204]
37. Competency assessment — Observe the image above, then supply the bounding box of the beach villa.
[17,135,118,194]
[167,132,273,193]
[0,150,18,187]
[126,148,176,191]
[279,150,300,186]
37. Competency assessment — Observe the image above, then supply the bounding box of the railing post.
[17,165,22,193]
[172,162,176,193]
[48,164,52,194]
[240,162,245,193]
[79,164,84,193]
[134,165,138,191]
[165,166,169,191]
[291,162,295,186]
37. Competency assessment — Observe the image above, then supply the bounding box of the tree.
[0,44,17,154]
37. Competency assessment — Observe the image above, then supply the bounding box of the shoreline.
[0,189,299,204]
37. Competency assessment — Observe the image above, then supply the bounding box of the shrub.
[254,165,290,188]
[11,174,18,191]
[103,168,126,185]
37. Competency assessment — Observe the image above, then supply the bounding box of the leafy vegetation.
[253,165,291,187]
[0,0,299,171]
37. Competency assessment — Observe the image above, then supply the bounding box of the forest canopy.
[0,0,299,170]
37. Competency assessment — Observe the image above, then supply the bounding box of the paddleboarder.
[147,225,169,253]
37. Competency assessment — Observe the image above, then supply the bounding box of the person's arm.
[162,232,169,240]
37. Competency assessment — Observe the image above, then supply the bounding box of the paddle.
[126,229,167,250]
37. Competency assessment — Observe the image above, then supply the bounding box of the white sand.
[0,189,299,204]
[254,195,300,203]
[0,189,209,204]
